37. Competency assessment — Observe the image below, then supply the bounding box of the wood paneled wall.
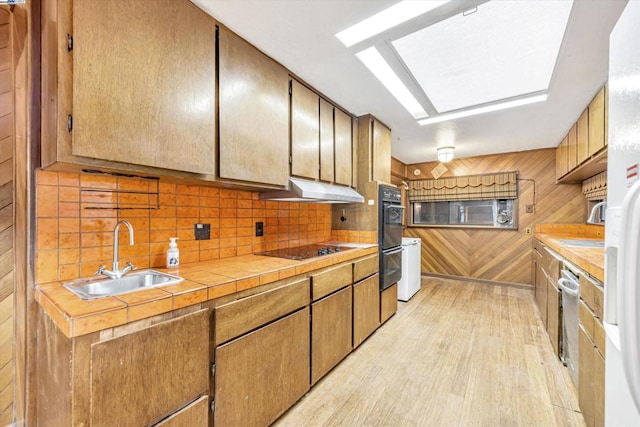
[404,149,585,285]
[0,6,15,425]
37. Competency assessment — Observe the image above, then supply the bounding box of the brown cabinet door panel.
[215,308,310,427]
[372,120,391,183]
[380,283,398,324]
[291,80,320,180]
[218,26,289,186]
[577,109,589,165]
[589,87,606,156]
[73,0,216,175]
[311,286,353,384]
[567,123,578,171]
[153,395,209,427]
[334,108,353,186]
[578,326,595,427]
[90,309,210,427]
[546,279,560,356]
[320,98,335,182]
[353,274,380,348]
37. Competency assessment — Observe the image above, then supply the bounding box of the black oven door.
[380,246,403,290]
[382,203,404,250]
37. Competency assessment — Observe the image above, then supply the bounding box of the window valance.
[408,171,518,202]
[582,171,607,201]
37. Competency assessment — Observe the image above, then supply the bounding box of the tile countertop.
[535,233,604,283]
[36,244,378,338]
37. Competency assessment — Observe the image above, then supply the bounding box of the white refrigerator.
[604,2,640,425]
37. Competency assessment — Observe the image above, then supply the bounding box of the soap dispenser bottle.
[167,237,179,268]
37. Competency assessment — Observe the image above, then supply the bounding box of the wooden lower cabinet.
[311,286,353,385]
[380,283,398,324]
[546,279,560,356]
[578,302,605,427]
[37,308,210,426]
[353,273,380,348]
[579,326,595,427]
[153,396,209,427]
[534,260,548,327]
[214,308,310,427]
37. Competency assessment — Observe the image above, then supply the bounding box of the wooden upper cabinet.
[577,108,589,165]
[567,123,578,171]
[556,136,568,179]
[334,108,353,186]
[372,119,392,183]
[218,26,289,187]
[72,0,216,175]
[291,79,320,180]
[319,98,335,182]
[589,86,606,156]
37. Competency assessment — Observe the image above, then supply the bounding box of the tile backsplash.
[35,170,338,284]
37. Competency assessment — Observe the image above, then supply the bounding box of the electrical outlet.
[525,205,534,213]
[255,221,264,237]
[525,227,532,235]
[194,223,210,240]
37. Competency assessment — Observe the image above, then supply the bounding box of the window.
[412,199,517,229]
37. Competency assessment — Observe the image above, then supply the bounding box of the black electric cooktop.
[256,244,353,261]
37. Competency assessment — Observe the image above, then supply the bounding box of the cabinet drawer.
[579,300,595,341]
[580,274,604,319]
[312,262,352,301]
[214,278,310,345]
[353,254,378,283]
[543,247,560,280]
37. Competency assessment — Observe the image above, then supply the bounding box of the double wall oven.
[378,185,404,291]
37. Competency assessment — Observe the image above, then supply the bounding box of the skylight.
[356,47,428,119]
[336,0,451,48]
[392,1,573,113]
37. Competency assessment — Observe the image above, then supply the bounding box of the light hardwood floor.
[275,277,585,426]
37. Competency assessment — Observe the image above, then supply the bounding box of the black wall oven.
[379,185,404,290]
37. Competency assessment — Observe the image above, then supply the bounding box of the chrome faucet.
[587,201,607,224]
[95,220,137,279]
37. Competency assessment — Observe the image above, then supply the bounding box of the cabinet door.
[215,308,310,427]
[320,98,335,183]
[89,310,209,427]
[534,262,547,327]
[594,349,605,427]
[73,0,216,175]
[311,286,353,384]
[546,279,560,356]
[353,274,380,348]
[589,87,606,156]
[153,395,208,427]
[567,124,578,171]
[380,282,398,324]
[556,136,568,179]
[579,326,595,427]
[372,119,391,182]
[334,108,353,186]
[291,80,320,180]
[577,109,590,165]
[218,27,289,186]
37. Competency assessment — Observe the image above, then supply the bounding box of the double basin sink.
[64,270,184,300]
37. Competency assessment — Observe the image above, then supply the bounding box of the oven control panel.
[380,185,401,203]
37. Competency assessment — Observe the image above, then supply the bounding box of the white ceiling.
[191,0,628,164]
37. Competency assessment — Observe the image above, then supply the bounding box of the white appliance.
[398,237,421,301]
[604,2,640,425]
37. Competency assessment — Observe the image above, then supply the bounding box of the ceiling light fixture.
[437,146,455,163]
[356,47,428,119]
[418,93,548,126]
[335,0,451,48]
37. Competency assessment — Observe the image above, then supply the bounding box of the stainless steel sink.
[64,270,184,300]
[557,239,605,248]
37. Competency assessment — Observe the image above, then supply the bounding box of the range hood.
[260,178,364,204]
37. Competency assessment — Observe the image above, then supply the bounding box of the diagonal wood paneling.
[405,149,585,285]
[0,6,14,425]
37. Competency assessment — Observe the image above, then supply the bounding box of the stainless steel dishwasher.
[558,265,580,387]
